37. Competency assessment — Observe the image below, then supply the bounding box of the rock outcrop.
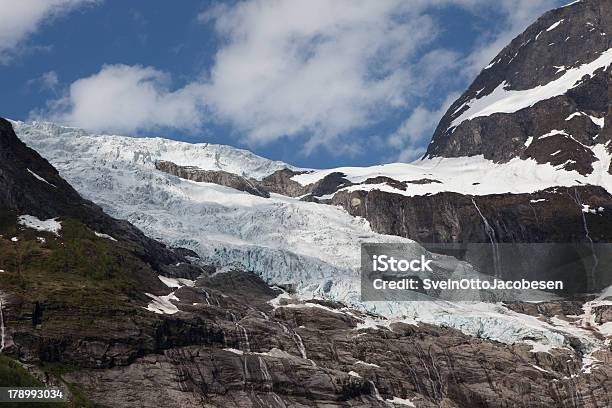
[156,160,271,198]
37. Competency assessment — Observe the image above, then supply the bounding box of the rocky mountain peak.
[425,0,612,175]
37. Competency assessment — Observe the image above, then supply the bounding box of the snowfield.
[292,145,612,198]
[449,47,612,130]
[12,120,611,357]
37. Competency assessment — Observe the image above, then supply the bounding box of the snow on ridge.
[561,0,581,8]
[449,48,612,129]
[290,147,612,198]
[539,129,568,139]
[17,215,61,236]
[565,111,605,127]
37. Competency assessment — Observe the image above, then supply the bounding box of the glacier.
[12,120,610,356]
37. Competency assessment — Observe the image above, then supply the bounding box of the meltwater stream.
[471,197,501,276]
[0,295,5,352]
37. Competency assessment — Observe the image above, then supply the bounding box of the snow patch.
[223,348,244,355]
[531,364,549,373]
[94,231,117,241]
[158,275,195,288]
[386,396,416,407]
[526,340,556,354]
[145,292,179,315]
[355,360,381,368]
[588,115,605,128]
[27,169,56,188]
[546,19,564,32]
[17,215,61,236]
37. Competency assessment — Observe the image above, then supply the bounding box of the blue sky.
[0,0,565,169]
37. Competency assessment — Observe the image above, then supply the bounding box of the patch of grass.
[0,354,43,387]
[0,212,153,310]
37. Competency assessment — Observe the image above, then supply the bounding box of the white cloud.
[35,0,565,160]
[36,64,204,134]
[0,0,98,63]
[39,70,59,90]
[201,0,439,152]
[27,70,60,92]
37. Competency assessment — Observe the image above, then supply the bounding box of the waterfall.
[269,392,287,408]
[229,312,251,352]
[202,290,211,306]
[239,325,251,352]
[471,197,501,276]
[292,330,307,359]
[201,289,221,307]
[572,189,598,291]
[243,355,250,384]
[528,202,540,226]
[292,330,316,366]
[258,356,273,392]
[368,380,383,401]
[0,295,5,353]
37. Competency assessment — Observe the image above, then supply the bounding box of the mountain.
[7,119,612,407]
[3,0,612,406]
[426,0,612,175]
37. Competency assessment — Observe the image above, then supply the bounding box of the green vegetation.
[0,210,161,407]
[0,354,44,387]
[0,212,153,314]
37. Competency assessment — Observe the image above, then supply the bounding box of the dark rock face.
[332,185,612,244]
[258,168,313,197]
[425,0,612,174]
[6,269,611,408]
[156,160,271,198]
